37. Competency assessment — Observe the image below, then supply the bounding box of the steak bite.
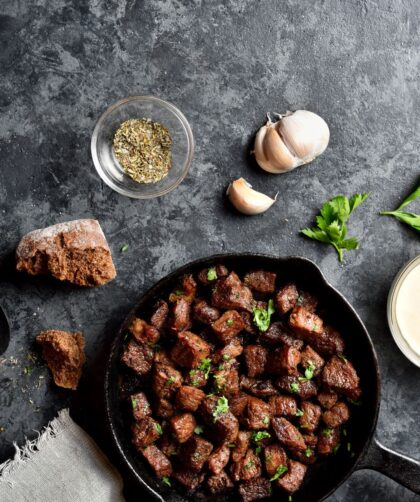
[213,362,240,397]
[232,431,251,462]
[317,427,340,455]
[170,413,196,443]
[180,435,213,472]
[289,306,324,339]
[198,264,229,285]
[275,459,307,494]
[275,375,318,400]
[298,401,322,433]
[261,321,304,349]
[208,444,230,475]
[230,449,262,481]
[269,395,298,418]
[169,297,192,333]
[127,318,160,345]
[121,340,153,376]
[238,477,271,502]
[180,274,197,303]
[322,356,361,399]
[185,367,208,388]
[300,345,325,375]
[243,270,277,293]
[243,345,267,378]
[266,345,301,376]
[311,326,345,356]
[132,417,161,449]
[154,397,175,418]
[230,394,250,419]
[130,391,152,422]
[322,401,350,428]
[272,417,306,452]
[200,396,239,444]
[159,434,180,458]
[263,443,287,477]
[213,337,244,364]
[172,467,204,491]
[152,364,183,399]
[193,299,220,325]
[317,389,338,410]
[212,310,245,344]
[142,445,172,478]
[171,331,210,368]
[211,272,254,312]
[275,283,299,315]
[149,299,169,330]
[240,376,278,398]
[175,386,205,412]
[241,397,271,430]
[239,311,258,335]
[206,470,234,494]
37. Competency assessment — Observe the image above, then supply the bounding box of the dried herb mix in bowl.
[113,118,172,184]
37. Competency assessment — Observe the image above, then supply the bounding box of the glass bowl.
[387,254,420,368]
[91,96,194,199]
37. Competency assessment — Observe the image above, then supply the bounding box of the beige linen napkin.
[0,409,125,502]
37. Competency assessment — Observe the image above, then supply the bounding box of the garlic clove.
[227,177,277,215]
[263,125,299,172]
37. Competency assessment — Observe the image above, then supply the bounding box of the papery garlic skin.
[254,110,329,174]
[227,177,276,215]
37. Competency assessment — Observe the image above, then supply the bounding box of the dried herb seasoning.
[113,118,172,184]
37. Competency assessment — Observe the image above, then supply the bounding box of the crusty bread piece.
[37,330,86,390]
[16,219,116,287]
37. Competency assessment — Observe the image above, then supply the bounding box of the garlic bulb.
[227,178,277,215]
[254,110,330,173]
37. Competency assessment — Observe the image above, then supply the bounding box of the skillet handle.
[357,436,420,494]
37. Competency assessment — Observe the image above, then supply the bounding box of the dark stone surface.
[0,1,419,500]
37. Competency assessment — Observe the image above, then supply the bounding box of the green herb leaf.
[301,193,369,262]
[207,267,217,281]
[295,409,304,417]
[347,441,351,452]
[304,447,312,458]
[253,299,275,332]
[155,423,163,435]
[252,431,271,443]
[198,357,212,379]
[289,496,293,502]
[304,360,316,380]
[290,382,300,393]
[194,425,203,435]
[381,182,420,233]
[322,428,333,438]
[24,366,33,376]
[165,376,175,386]
[244,460,255,470]
[255,446,262,454]
[343,428,347,437]
[120,244,129,252]
[269,464,288,481]
[131,399,138,408]
[162,476,171,487]
[348,398,362,406]
[223,354,231,361]
[212,396,229,422]
[228,443,236,448]
[262,416,270,425]
[226,319,234,326]
[333,443,341,455]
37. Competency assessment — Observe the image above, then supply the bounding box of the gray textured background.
[1,0,420,500]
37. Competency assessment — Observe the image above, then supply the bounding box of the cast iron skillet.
[105,254,420,501]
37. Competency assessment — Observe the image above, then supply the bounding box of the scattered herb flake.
[252,431,271,443]
[263,416,270,426]
[244,460,255,470]
[198,357,212,379]
[348,398,362,406]
[228,443,236,448]
[223,354,231,361]
[120,244,129,252]
[131,399,138,408]
[155,423,163,435]
[304,447,312,458]
[253,299,275,332]
[226,319,234,326]
[212,396,229,422]
[304,360,316,380]
[347,442,351,452]
[295,409,304,417]
[194,425,203,435]
[270,464,288,481]
[343,428,348,437]
[290,382,300,393]
[162,476,171,487]
[255,446,262,454]
[23,366,33,376]
[333,443,341,455]
[166,376,176,386]
[322,428,333,438]
[207,267,218,281]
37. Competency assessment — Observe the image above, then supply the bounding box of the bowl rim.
[91,95,194,199]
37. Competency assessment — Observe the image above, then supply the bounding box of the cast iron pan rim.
[104,252,381,502]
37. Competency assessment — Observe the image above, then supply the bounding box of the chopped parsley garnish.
[155,423,163,435]
[343,428,348,437]
[253,299,275,332]
[24,366,33,376]
[162,476,171,487]
[296,294,304,305]
[304,447,312,458]
[194,425,203,435]
[252,431,271,443]
[223,354,231,361]
[295,409,304,417]
[322,428,333,438]
[262,416,270,426]
[228,443,236,448]
[165,376,175,386]
[290,382,300,393]
[244,460,255,470]
[333,443,341,455]
[198,357,212,379]
[338,354,348,362]
[269,464,288,481]
[226,319,234,326]
[304,360,316,380]
[347,442,352,452]
[212,396,229,422]
[193,451,202,459]
[207,267,217,281]
[120,244,129,252]
[289,496,293,502]
[131,399,138,408]
[348,398,362,406]
[255,446,262,455]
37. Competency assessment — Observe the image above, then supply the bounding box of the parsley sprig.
[269,464,288,481]
[301,193,369,262]
[253,299,275,332]
[212,396,229,422]
[381,182,420,233]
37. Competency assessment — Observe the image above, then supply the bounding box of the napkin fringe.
[0,408,71,485]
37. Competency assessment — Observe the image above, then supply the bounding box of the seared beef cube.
[185,368,208,388]
[311,326,345,356]
[212,310,245,344]
[130,392,151,422]
[300,345,324,375]
[261,322,304,349]
[289,447,317,465]
[289,306,324,339]
[322,402,350,428]
[200,396,239,443]
[171,331,210,369]
[317,427,340,455]
[172,467,204,491]
[206,470,234,494]
[296,290,318,312]
[152,364,183,399]
[266,345,301,376]
[211,272,254,312]
[322,356,361,399]
[175,386,205,411]
[142,445,172,478]
[244,270,277,293]
[213,337,244,364]
[232,431,251,462]
[275,375,318,400]
[169,298,192,333]
[132,417,161,449]
[180,435,213,472]
[240,376,278,398]
[170,413,196,443]
[198,264,229,285]
[230,449,262,481]
[208,444,230,474]
[121,340,153,376]
[154,398,175,418]
[193,299,220,325]
[275,283,298,315]
[269,395,297,418]
[240,311,258,335]
[239,477,271,502]
[263,443,287,477]
[230,394,249,418]
[154,350,175,367]
[317,389,338,409]
[181,274,197,303]
[150,299,169,330]
[272,417,306,451]
[242,397,271,430]
[213,362,240,397]
[302,433,318,449]
[275,459,307,494]
[128,318,160,345]
[299,401,321,433]
[244,345,267,377]
[159,434,179,458]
